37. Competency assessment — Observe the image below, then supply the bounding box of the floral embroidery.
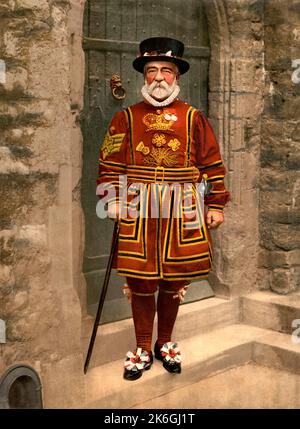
[168,138,181,152]
[152,133,167,147]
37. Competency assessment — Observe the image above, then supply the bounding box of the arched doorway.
[81,0,214,323]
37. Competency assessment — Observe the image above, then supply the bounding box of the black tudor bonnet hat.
[132,37,190,75]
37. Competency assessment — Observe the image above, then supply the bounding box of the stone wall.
[0,0,86,408]
[205,0,300,298]
[259,0,300,294]
[204,0,264,298]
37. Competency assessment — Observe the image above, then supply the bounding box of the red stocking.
[156,288,180,348]
[131,292,156,353]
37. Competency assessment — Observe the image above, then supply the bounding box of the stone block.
[0,3,10,15]
[261,206,300,225]
[241,151,259,190]
[208,58,231,93]
[264,92,300,121]
[291,122,300,142]
[231,58,264,93]
[241,290,300,332]
[16,0,49,11]
[259,191,291,213]
[264,24,292,67]
[229,118,245,151]
[267,69,300,98]
[3,31,21,57]
[264,0,291,22]
[259,169,293,194]
[260,138,300,170]
[230,37,263,62]
[270,268,299,294]
[259,248,300,272]
[261,118,295,140]
[257,267,272,291]
[230,93,263,118]
[271,223,300,251]
[0,112,43,130]
[2,66,28,93]
[208,91,226,119]
[227,0,264,23]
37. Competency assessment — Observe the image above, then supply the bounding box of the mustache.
[146,80,170,91]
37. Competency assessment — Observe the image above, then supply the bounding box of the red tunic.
[97,99,230,281]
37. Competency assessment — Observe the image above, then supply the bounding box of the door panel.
[81,0,213,322]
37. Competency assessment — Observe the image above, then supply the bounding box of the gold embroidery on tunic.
[143,113,174,132]
[144,147,178,167]
[168,138,181,151]
[136,141,150,155]
[152,133,167,147]
[101,132,125,160]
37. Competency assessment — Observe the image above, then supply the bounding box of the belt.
[126,165,200,184]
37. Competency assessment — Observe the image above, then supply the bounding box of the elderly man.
[97,37,230,381]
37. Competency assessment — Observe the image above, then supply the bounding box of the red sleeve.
[96,110,128,206]
[193,111,230,211]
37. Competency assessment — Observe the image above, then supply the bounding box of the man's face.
[144,61,179,101]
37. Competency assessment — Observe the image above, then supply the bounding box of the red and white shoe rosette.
[160,342,182,364]
[124,347,151,371]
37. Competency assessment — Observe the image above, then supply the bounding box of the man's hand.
[206,210,224,229]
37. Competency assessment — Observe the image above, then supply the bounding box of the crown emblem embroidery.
[142,113,174,132]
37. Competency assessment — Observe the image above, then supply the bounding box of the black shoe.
[154,341,182,374]
[123,348,153,381]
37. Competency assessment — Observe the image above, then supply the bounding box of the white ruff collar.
[141,84,180,107]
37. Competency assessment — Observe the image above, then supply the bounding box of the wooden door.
[81,0,213,323]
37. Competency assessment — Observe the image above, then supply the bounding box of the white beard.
[147,79,176,100]
[141,80,180,107]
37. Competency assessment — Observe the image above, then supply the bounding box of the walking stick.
[84,220,120,374]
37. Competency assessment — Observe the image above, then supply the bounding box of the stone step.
[241,290,300,334]
[253,330,300,374]
[81,296,240,369]
[133,363,300,409]
[84,324,270,409]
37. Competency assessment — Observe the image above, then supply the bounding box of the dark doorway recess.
[0,364,43,409]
